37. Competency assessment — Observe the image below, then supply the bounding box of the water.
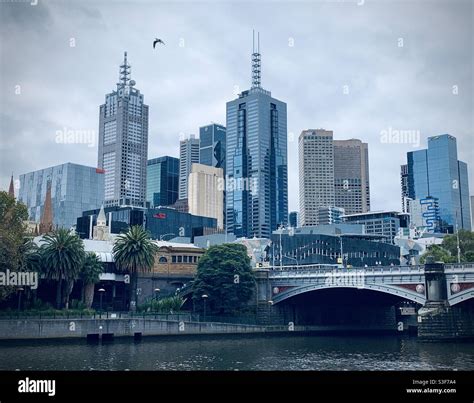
[1,335,473,371]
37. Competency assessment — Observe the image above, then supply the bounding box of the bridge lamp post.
[202,294,208,322]
[98,288,106,313]
[17,287,24,312]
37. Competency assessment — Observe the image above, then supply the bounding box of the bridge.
[259,263,474,307]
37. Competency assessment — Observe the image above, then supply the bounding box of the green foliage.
[0,191,30,301]
[139,296,186,313]
[191,243,255,315]
[80,252,103,285]
[420,230,474,263]
[112,225,158,274]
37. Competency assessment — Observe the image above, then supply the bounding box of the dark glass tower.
[146,156,179,207]
[199,123,226,173]
[225,32,288,238]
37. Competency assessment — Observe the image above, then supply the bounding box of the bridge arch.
[272,283,426,305]
[449,288,474,306]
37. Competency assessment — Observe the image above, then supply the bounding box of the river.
[1,334,473,371]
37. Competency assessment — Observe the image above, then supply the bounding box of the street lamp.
[202,294,208,322]
[98,288,106,312]
[17,287,24,312]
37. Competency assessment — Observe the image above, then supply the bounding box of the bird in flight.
[153,38,165,48]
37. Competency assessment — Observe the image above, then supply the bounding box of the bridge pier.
[418,258,474,341]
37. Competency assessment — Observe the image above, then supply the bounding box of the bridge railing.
[269,264,425,277]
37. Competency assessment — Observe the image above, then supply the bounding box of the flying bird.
[153,38,165,48]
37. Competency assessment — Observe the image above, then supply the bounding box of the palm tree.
[80,252,103,309]
[41,228,85,309]
[113,225,158,311]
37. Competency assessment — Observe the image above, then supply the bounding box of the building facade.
[188,163,224,228]
[199,123,226,172]
[146,156,179,207]
[226,34,288,238]
[289,211,298,228]
[19,163,104,229]
[299,129,335,226]
[334,139,370,214]
[404,134,471,232]
[178,135,200,200]
[341,211,410,245]
[98,52,148,208]
[316,206,345,225]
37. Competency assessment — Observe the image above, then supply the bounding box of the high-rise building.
[334,139,370,214]
[404,134,471,232]
[146,156,179,207]
[19,163,104,229]
[471,196,474,229]
[299,129,335,226]
[226,32,288,238]
[188,163,224,228]
[400,164,411,213]
[98,52,148,207]
[316,206,345,225]
[178,135,200,200]
[199,123,226,172]
[288,211,298,228]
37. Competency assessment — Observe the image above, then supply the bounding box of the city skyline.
[1,1,473,214]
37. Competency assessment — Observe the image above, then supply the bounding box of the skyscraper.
[404,134,471,232]
[288,211,298,228]
[188,163,224,229]
[178,135,200,200]
[199,123,226,173]
[334,139,370,215]
[400,164,411,213]
[299,129,335,226]
[226,32,288,238]
[146,156,179,207]
[98,52,149,207]
[19,163,104,229]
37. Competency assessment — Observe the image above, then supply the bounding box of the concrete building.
[403,134,471,232]
[334,139,370,214]
[19,163,104,230]
[98,52,148,207]
[299,129,335,226]
[188,163,224,228]
[316,206,345,225]
[146,156,179,207]
[225,32,288,238]
[178,135,200,200]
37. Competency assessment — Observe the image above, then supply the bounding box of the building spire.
[8,173,14,198]
[119,51,131,87]
[251,30,261,89]
[39,180,53,235]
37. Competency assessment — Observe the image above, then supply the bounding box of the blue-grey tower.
[405,134,471,232]
[98,52,149,207]
[225,32,288,238]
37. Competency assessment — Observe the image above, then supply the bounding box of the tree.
[191,244,255,316]
[41,228,85,309]
[112,225,158,311]
[0,191,29,301]
[420,231,474,263]
[80,252,103,309]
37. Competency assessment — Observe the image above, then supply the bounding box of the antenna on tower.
[251,30,261,89]
[119,51,131,87]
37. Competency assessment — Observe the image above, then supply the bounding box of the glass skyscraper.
[98,52,149,207]
[146,156,179,207]
[226,33,288,238]
[178,135,200,200]
[405,134,471,232]
[19,163,104,229]
[199,123,226,173]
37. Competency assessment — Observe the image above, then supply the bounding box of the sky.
[0,0,473,213]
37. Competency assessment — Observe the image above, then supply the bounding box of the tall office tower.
[188,163,224,229]
[226,32,288,238]
[199,123,226,172]
[18,163,104,229]
[299,129,335,226]
[98,52,148,207]
[288,211,298,228]
[334,139,370,215]
[178,135,200,200]
[146,156,179,207]
[404,134,471,232]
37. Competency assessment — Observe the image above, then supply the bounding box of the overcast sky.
[1,0,473,213]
